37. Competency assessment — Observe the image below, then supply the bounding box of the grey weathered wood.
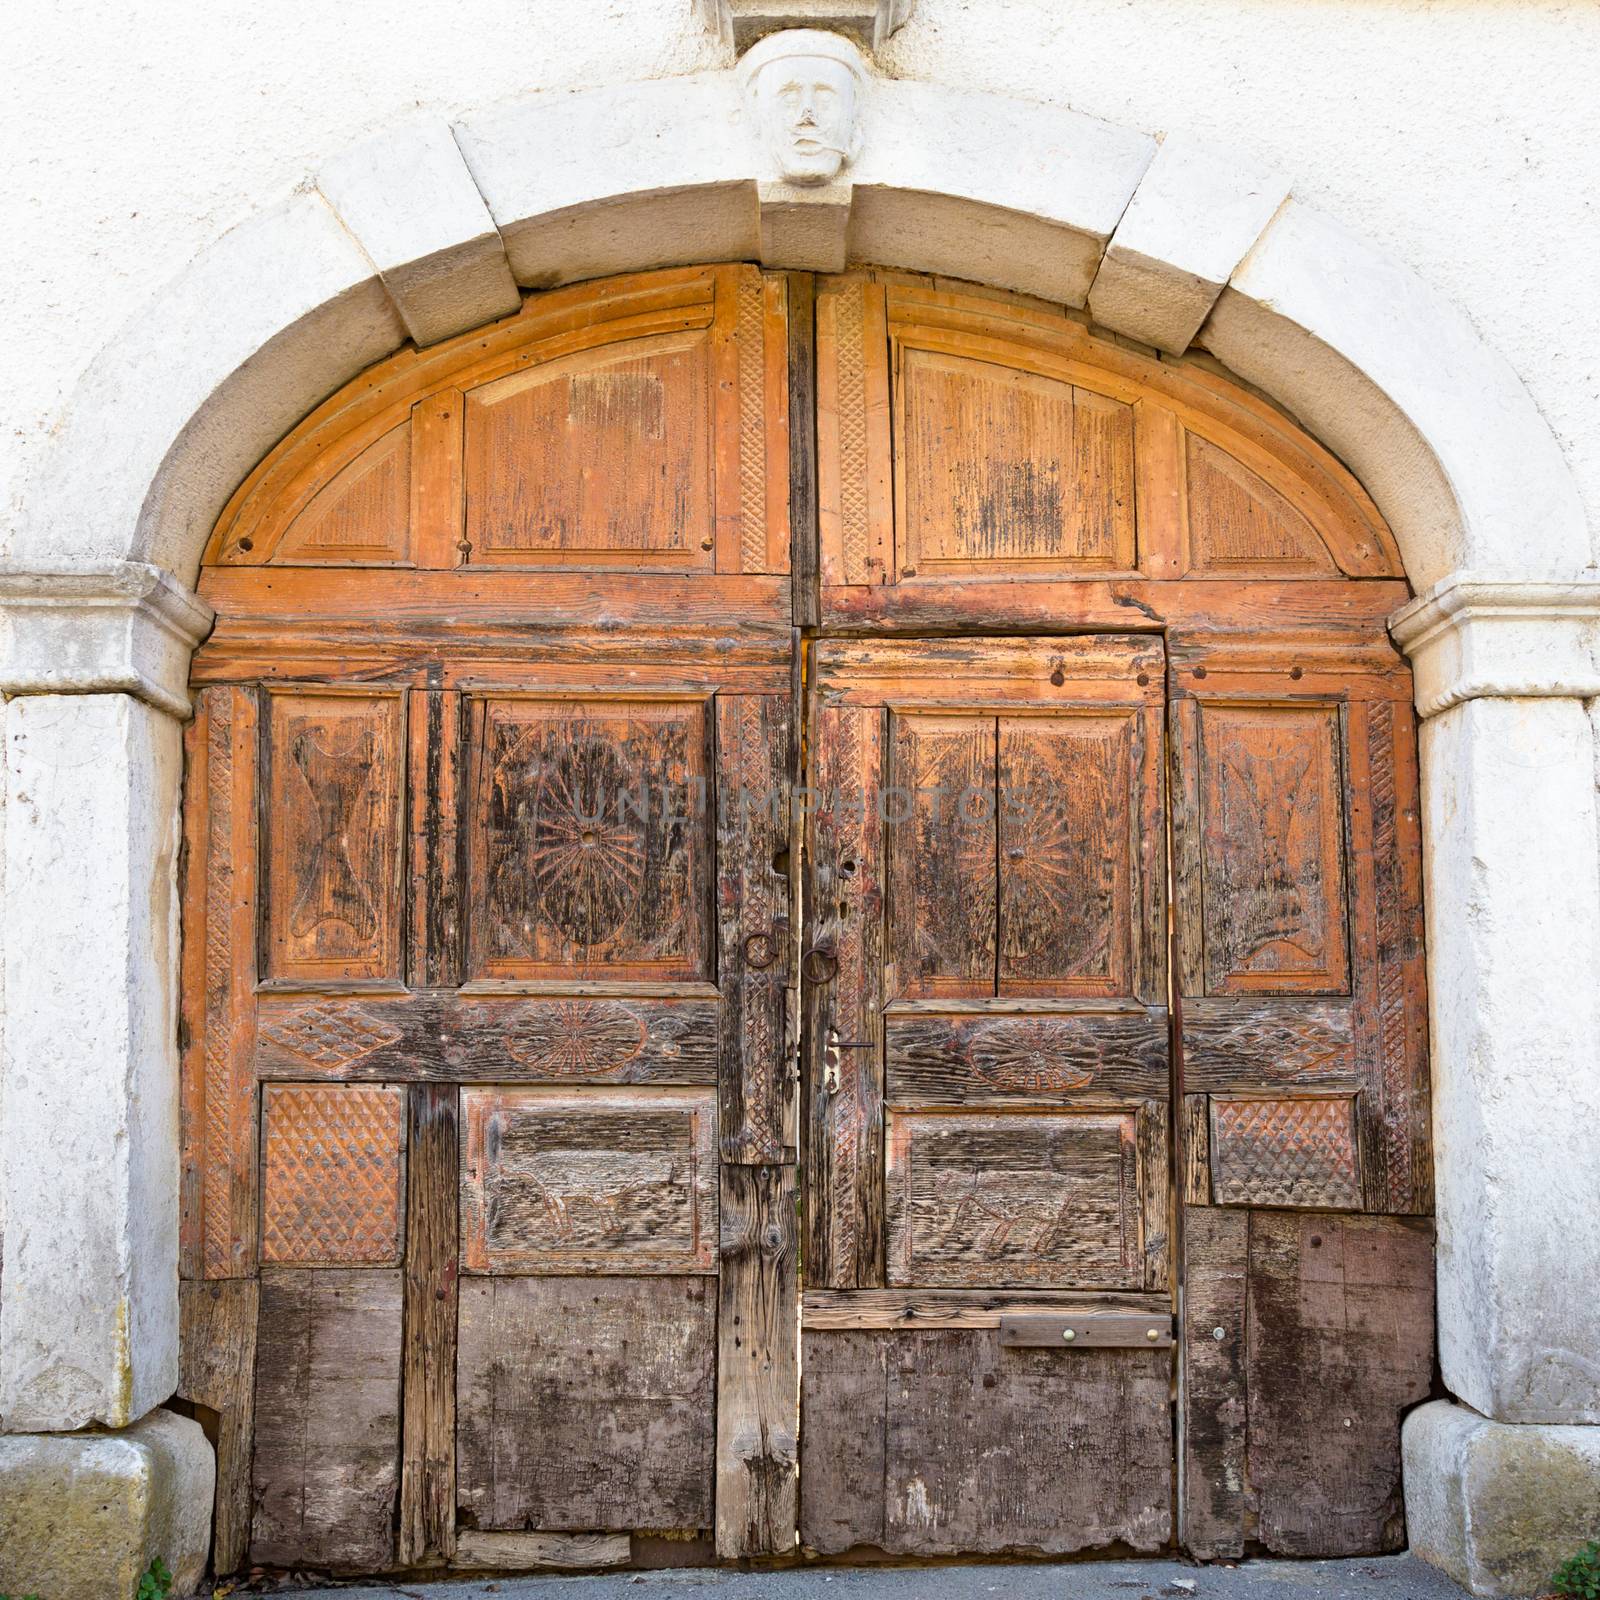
[886,1006,1168,1103]
[1180,1204,1249,1560]
[1137,1098,1171,1290]
[256,991,720,1083]
[250,1269,403,1571]
[456,1275,715,1532]
[1247,1211,1434,1555]
[1168,697,1206,999]
[1182,1093,1211,1206]
[715,1163,799,1557]
[453,1531,631,1570]
[398,1084,458,1565]
[801,1326,1171,1555]
[716,694,793,1162]
[176,1278,258,1576]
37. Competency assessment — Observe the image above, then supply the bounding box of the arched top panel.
[206,264,791,576]
[814,274,1403,608]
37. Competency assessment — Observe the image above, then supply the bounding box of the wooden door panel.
[1207,1094,1362,1210]
[263,690,405,983]
[800,1327,1171,1555]
[464,332,713,567]
[896,346,1137,574]
[886,712,996,1000]
[466,696,711,983]
[996,711,1135,996]
[885,1108,1145,1290]
[456,1275,715,1531]
[459,1086,716,1275]
[1191,700,1349,996]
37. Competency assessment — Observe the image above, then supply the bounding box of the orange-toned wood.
[409,389,465,569]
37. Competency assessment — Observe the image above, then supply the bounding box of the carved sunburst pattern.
[505,1000,648,1077]
[967,1018,1096,1093]
[530,736,647,947]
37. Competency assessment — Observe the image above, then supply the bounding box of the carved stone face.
[750,54,860,185]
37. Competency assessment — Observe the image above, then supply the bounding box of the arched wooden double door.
[177,266,1434,1578]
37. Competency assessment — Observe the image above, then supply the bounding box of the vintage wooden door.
[799,634,1175,1553]
[177,263,1436,1579]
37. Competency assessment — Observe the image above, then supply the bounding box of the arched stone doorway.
[177,264,1434,1575]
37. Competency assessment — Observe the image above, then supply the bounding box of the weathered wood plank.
[250,1269,403,1571]
[255,991,720,1083]
[1247,1211,1434,1555]
[398,1085,459,1566]
[407,684,462,989]
[886,1006,1167,1103]
[1137,1097,1171,1291]
[176,1279,258,1577]
[1180,1204,1249,1560]
[453,1531,631,1570]
[787,272,820,626]
[715,1163,799,1558]
[804,703,885,1289]
[1182,1093,1211,1206]
[801,1287,1168,1328]
[456,1275,715,1531]
[716,695,793,1162]
[801,1327,1171,1555]
[999,1311,1172,1348]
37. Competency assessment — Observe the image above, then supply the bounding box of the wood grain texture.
[398,1085,459,1565]
[407,685,463,989]
[273,420,412,566]
[456,1275,715,1531]
[715,1163,799,1558]
[716,694,793,1162]
[885,1108,1143,1290]
[999,1310,1172,1347]
[787,272,820,625]
[1209,1095,1362,1210]
[800,1326,1171,1555]
[1181,998,1357,1092]
[256,991,719,1083]
[459,1086,717,1274]
[251,1269,403,1572]
[176,1279,258,1576]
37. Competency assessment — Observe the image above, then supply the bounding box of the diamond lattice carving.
[258,1002,403,1068]
[1210,1095,1361,1210]
[261,1084,405,1264]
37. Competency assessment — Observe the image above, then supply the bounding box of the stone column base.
[1405,1399,1600,1596]
[0,1409,213,1599]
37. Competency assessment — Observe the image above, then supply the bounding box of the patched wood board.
[456,1275,715,1531]
[250,1269,403,1571]
[800,1326,1171,1555]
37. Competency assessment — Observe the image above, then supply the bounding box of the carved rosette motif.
[504,1000,649,1076]
[965,1018,1097,1093]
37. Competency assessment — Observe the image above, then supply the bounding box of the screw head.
[1062,1328,1076,1342]
[1146,1327,1161,1341]
[1212,1326,1226,1341]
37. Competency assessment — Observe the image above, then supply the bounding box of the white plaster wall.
[1,0,1598,562]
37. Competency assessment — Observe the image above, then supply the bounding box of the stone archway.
[2,38,1598,1600]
